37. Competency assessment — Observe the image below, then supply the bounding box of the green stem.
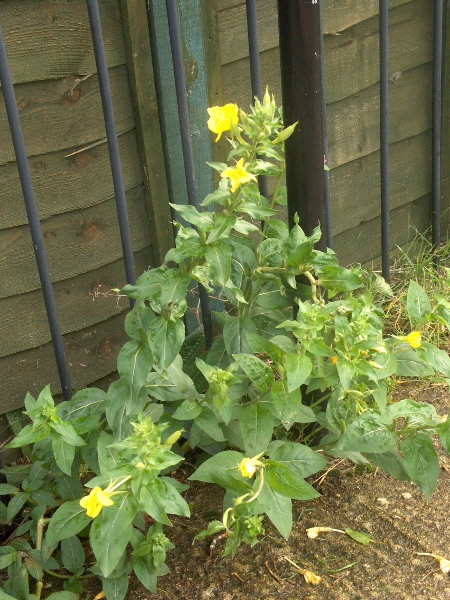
[310,391,333,409]
[35,517,50,600]
[396,423,441,435]
[44,569,96,581]
[304,271,319,303]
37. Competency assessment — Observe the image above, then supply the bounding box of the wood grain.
[0,247,151,358]
[1,0,126,85]
[0,312,130,414]
[0,65,135,165]
[0,185,152,299]
[1,129,143,229]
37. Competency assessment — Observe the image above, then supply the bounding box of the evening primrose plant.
[1,92,450,597]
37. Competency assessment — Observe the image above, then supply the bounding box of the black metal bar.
[86,0,136,296]
[165,0,213,348]
[245,0,269,203]
[379,0,390,282]
[277,0,327,250]
[432,0,444,253]
[0,25,73,400]
[319,0,332,249]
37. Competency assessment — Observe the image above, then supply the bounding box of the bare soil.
[32,383,450,599]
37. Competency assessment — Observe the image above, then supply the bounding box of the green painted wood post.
[147,0,222,209]
[120,0,174,267]
[147,0,223,332]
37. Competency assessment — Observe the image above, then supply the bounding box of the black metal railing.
[0,0,446,402]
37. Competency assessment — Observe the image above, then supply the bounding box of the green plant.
[1,92,450,600]
[366,229,450,350]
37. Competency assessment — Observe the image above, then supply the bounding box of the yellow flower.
[330,356,338,365]
[406,331,421,348]
[221,158,257,193]
[238,457,257,478]
[207,104,239,141]
[79,477,130,518]
[80,486,114,518]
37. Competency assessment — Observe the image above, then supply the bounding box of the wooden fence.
[0,0,449,416]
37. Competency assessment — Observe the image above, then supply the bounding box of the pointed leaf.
[401,433,439,501]
[285,353,312,392]
[90,491,138,577]
[240,403,273,455]
[407,280,431,324]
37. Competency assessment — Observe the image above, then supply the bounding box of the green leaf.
[269,442,327,478]
[125,300,155,340]
[0,483,19,494]
[383,399,440,425]
[0,587,17,600]
[56,475,85,502]
[160,478,190,518]
[117,340,153,403]
[6,492,30,522]
[439,417,450,454]
[60,536,85,574]
[365,450,410,482]
[3,564,29,600]
[206,214,237,244]
[336,359,356,391]
[285,353,312,392]
[170,203,213,228]
[240,403,273,456]
[335,413,397,453]
[52,438,76,476]
[345,528,375,545]
[189,450,250,493]
[132,555,157,593]
[139,481,172,526]
[160,269,191,314]
[7,422,50,448]
[205,242,232,286]
[259,481,292,539]
[90,491,138,577]
[401,433,439,501]
[266,463,320,500]
[194,407,226,442]
[101,574,129,600]
[406,280,431,324]
[50,421,85,447]
[246,333,286,364]
[122,268,164,300]
[148,317,185,372]
[45,593,79,600]
[223,316,257,357]
[46,501,91,546]
[320,266,362,292]
[421,342,450,377]
[172,400,202,421]
[395,350,434,377]
[233,353,274,392]
[270,381,317,430]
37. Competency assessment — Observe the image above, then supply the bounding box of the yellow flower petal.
[220,158,257,193]
[237,457,257,478]
[207,104,239,141]
[405,331,421,348]
[80,485,115,518]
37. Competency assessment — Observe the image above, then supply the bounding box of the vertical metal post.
[319,0,332,249]
[277,0,327,250]
[246,0,269,202]
[432,0,444,254]
[0,26,72,400]
[379,0,390,282]
[86,0,136,296]
[166,0,213,348]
